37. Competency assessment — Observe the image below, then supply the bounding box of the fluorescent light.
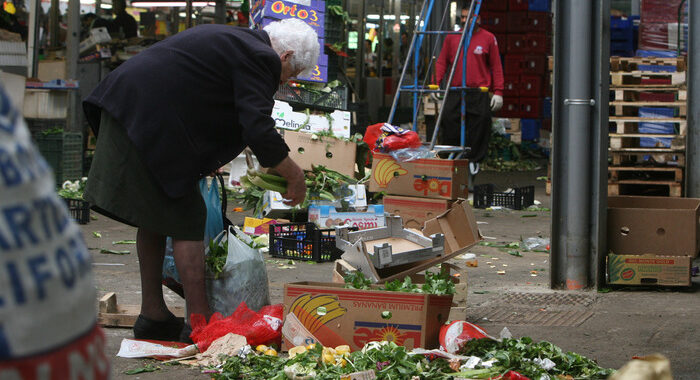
[131,1,214,6]
[367,14,396,21]
[100,3,112,8]
[179,11,186,16]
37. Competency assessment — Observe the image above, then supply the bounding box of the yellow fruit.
[338,358,347,367]
[305,343,317,350]
[264,348,278,356]
[288,346,307,358]
[334,345,350,355]
[255,345,268,353]
[322,353,335,364]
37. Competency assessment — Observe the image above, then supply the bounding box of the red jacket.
[435,28,504,96]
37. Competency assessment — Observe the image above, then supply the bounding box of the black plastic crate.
[269,222,342,262]
[35,132,83,183]
[473,184,535,210]
[62,197,90,224]
[275,84,348,110]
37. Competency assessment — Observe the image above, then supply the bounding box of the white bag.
[206,226,270,316]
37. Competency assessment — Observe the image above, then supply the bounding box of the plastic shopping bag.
[206,226,271,317]
[202,177,224,243]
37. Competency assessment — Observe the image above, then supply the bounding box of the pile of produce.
[234,165,362,216]
[58,177,88,199]
[210,339,614,380]
[343,270,456,296]
[484,133,540,172]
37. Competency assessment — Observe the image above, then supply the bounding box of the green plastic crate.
[36,132,83,184]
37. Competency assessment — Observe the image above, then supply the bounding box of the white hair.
[264,18,320,76]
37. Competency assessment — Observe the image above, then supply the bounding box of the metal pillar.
[215,0,226,24]
[49,0,59,49]
[27,0,41,77]
[65,0,81,133]
[687,1,700,197]
[550,0,609,290]
[186,0,193,29]
[356,0,366,100]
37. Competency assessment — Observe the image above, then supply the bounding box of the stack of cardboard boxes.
[607,196,699,287]
[374,154,469,231]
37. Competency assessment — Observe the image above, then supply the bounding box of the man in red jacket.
[434,7,504,173]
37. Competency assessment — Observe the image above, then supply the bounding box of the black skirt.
[84,111,206,240]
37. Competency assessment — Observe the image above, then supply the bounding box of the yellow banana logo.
[290,295,347,334]
[372,158,408,188]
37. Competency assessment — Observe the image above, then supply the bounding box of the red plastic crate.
[525,33,551,54]
[494,33,507,47]
[509,0,529,11]
[640,77,672,85]
[544,73,552,96]
[506,34,529,53]
[503,75,521,97]
[522,55,547,74]
[520,97,542,118]
[641,0,686,23]
[498,98,522,118]
[481,11,508,33]
[639,92,677,102]
[481,1,508,11]
[504,54,525,75]
[506,11,530,33]
[519,75,544,97]
[528,11,552,33]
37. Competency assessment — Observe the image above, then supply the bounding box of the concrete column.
[686,1,700,196]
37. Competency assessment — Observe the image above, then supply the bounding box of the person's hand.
[274,157,306,206]
[490,94,503,112]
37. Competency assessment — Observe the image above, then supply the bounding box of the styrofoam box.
[23,89,68,119]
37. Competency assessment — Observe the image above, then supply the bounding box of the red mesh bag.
[189,302,283,352]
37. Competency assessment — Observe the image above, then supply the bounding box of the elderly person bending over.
[83,18,319,342]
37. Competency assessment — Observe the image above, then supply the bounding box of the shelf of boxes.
[607,56,687,197]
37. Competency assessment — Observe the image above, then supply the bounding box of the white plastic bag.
[206,226,270,316]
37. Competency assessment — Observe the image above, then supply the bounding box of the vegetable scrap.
[343,271,456,295]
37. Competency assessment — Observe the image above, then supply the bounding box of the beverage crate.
[275,84,348,110]
[62,197,90,224]
[269,222,343,262]
[473,184,535,210]
[528,0,551,12]
[35,132,83,184]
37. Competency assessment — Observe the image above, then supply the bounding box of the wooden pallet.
[609,133,685,150]
[609,116,686,135]
[610,71,685,86]
[608,166,683,182]
[546,180,551,196]
[609,101,686,117]
[610,56,686,72]
[608,182,682,197]
[611,87,687,102]
[98,292,185,328]
[609,150,685,167]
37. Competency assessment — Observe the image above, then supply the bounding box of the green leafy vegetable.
[205,238,227,279]
[100,249,130,255]
[124,364,160,374]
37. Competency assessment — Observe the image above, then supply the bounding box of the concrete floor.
[84,167,700,379]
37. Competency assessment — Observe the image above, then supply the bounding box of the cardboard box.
[262,184,367,218]
[507,118,521,132]
[369,154,468,200]
[282,281,453,351]
[608,196,700,258]
[383,195,454,229]
[308,204,385,230]
[282,129,356,177]
[607,254,691,286]
[273,100,351,138]
[251,0,325,37]
[423,199,482,254]
[243,217,277,235]
[336,199,480,284]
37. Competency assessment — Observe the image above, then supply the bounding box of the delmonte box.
[607,254,691,286]
[281,129,356,177]
[608,196,700,258]
[273,100,351,138]
[369,154,468,200]
[383,195,454,229]
[282,281,453,351]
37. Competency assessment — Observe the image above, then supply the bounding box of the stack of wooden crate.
[608,56,687,197]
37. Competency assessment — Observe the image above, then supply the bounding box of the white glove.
[490,94,503,112]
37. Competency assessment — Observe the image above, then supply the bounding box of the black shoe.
[179,324,193,344]
[133,313,184,342]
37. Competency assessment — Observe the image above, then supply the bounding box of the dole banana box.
[282,282,453,351]
[369,154,469,200]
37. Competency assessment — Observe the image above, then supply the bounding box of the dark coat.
[84,24,289,198]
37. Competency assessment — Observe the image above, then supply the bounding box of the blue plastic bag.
[201,178,224,244]
[163,178,225,283]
